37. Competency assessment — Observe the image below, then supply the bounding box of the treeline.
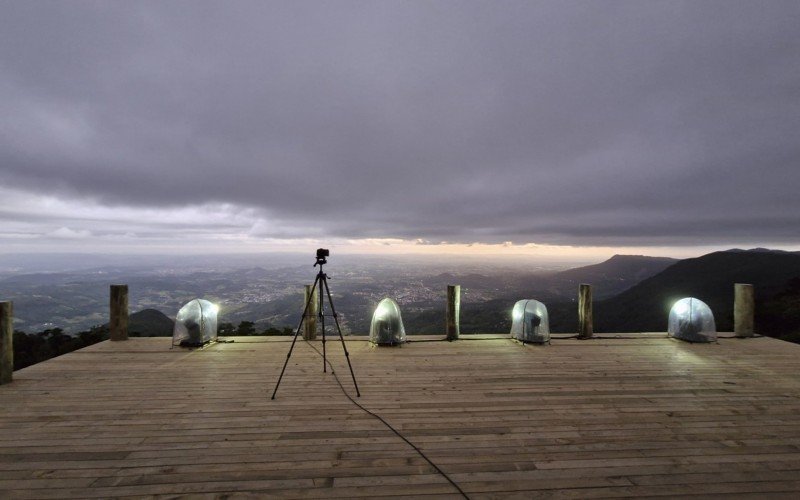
[218,321,294,336]
[13,326,108,371]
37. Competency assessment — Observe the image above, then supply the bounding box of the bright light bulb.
[671,299,690,316]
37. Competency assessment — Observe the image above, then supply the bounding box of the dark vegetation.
[217,321,293,336]
[13,326,108,371]
[755,277,800,344]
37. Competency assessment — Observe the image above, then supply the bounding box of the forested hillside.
[594,249,800,340]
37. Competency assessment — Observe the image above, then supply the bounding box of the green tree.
[78,325,108,345]
[13,324,109,370]
[42,328,73,355]
[236,321,256,336]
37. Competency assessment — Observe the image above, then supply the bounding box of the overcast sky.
[1,0,798,260]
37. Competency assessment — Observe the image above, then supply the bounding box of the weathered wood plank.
[1,335,799,498]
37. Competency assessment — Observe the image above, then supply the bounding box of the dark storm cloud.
[1,0,798,246]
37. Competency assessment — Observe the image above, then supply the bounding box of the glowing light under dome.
[668,297,717,343]
[510,299,550,344]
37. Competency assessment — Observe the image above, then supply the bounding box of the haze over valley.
[0,251,676,335]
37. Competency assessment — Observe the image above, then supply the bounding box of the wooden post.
[734,283,755,338]
[1,302,12,385]
[303,284,318,340]
[578,284,593,339]
[446,285,460,341]
[109,285,128,341]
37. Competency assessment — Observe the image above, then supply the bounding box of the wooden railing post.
[734,283,755,338]
[446,285,461,341]
[303,284,318,340]
[578,284,593,339]
[1,302,12,384]
[109,285,128,341]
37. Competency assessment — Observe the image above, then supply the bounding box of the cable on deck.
[304,339,470,500]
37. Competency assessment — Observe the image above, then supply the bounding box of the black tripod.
[271,249,360,399]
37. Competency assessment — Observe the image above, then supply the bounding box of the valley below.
[1,250,798,344]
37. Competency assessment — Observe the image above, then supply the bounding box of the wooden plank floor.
[1,334,800,498]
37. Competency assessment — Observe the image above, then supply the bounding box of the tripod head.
[314,248,329,267]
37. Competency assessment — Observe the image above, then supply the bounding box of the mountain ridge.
[402,254,679,334]
[595,249,800,335]
[128,309,174,337]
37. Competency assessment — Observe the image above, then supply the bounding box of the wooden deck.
[2,334,800,498]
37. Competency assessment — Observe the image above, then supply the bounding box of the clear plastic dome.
[172,299,219,347]
[369,298,406,346]
[510,299,550,344]
[668,297,716,343]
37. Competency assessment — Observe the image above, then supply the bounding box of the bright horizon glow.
[1,186,798,264]
[2,230,798,265]
[3,234,797,263]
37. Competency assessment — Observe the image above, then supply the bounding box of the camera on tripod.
[272,246,360,399]
[315,248,329,266]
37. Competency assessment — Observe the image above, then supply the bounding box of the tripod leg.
[322,276,361,397]
[320,275,327,373]
[271,275,320,400]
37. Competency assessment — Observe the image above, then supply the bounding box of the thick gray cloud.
[1,0,799,247]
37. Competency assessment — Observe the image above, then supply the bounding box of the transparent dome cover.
[369,298,406,345]
[510,299,550,344]
[172,298,219,347]
[668,297,716,343]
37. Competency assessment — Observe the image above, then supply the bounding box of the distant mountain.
[402,254,678,334]
[551,255,679,299]
[128,309,174,337]
[427,272,504,289]
[595,249,800,336]
[498,254,679,301]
